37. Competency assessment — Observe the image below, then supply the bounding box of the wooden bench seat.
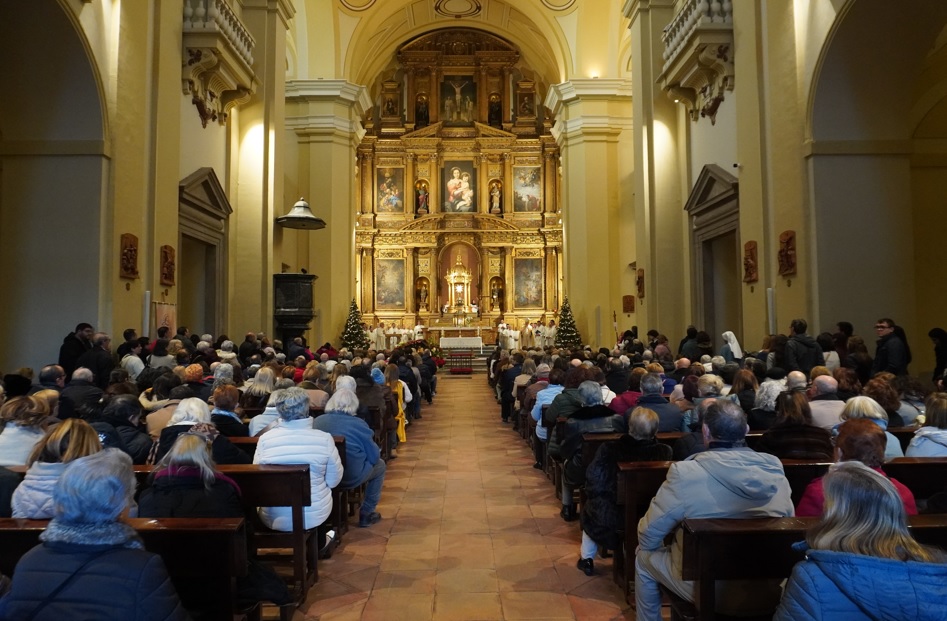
[134,464,315,602]
[884,457,947,500]
[616,459,832,598]
[671,514,947,621]
[0,517,249,620]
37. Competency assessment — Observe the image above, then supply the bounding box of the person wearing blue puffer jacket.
[774,461,947,621]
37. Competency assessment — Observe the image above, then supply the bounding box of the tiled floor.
[299,374,635,620]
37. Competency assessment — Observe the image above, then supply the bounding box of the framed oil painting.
[375,259,406,309]
[513,166,542,212]
[442,161,476,213]
[376,168,405,213]
[440,75,476,124]
[513,257,544,309]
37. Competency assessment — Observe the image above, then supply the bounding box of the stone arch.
[0,1,108,372]
[807,0,947,374]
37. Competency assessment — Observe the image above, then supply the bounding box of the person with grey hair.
[786,370,808,392]
[58,367,104,420]
[254,387,343,534]
[248,386,291,436]
[558,381,626,522]
[0,449,189,620]
[636,373,685,432]
[578,406,672,575]
[807,375,845,429]
[313,388,386,527]
[636,399,794,621]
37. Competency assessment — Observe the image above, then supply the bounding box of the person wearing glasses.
[872,318,910,376]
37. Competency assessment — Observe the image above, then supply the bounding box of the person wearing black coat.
[102,395,153,464]
[559,381,626,523]
[578,407,672,575]
[756,391,833,461]
[929,328,947,383]
[208,385,249,437]
[75,333,116,390]
[57,323,94,382]
[499,353,524,423]
[152,398,250,465]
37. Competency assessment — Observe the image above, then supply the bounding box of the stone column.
[429,152,439,214]
[502,153,513,216]
[232,0,295,337]
[285,80,371,346]
[478,153,489,214]
[546,79,633,348]
[502,67,512,126]
[479,66,489,122]
[405,67,416,126]
[625,0,686,341]
[431,68,441,124]
[543,151,557,213]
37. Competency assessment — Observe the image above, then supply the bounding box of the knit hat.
[2,374,31,398]
[371,368,385,385]
[184,364,204,383]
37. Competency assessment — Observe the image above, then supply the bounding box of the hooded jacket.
[773,546,947,621]
[784,334,825,374]
[638,447,794,602]
[906,426,947,457]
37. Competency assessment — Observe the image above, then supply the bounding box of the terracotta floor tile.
[496,563,565,592]
[432,592,503,621]
[360,593,434,621]
[500,591,575,619]
[435,567,499,592]
[372,569,436,593]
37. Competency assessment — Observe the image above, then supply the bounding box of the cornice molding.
[285,80,372,116]
[544,79,633,117]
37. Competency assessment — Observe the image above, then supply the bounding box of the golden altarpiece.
[354,29,563,342]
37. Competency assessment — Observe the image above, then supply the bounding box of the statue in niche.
[418,281,429,311]
[488,93,502,127]
[416,180,429,215]
[120,233,139,280]
[160,245,176,287]
[743,241,759,283]
[490,181,502,214]
[778,230,797,276]
[519,95,534,116]
[415,94,429,127]
[384,97,396,117]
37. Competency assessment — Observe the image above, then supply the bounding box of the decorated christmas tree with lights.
[554,297,583,349]
[340,299,370,351]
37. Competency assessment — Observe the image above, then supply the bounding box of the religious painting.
[375,259,406,309]
[513,166,542,212]
[440,75,476,124]
[376,168,405,213]
[442,161,476,213]
[513,258,544,309]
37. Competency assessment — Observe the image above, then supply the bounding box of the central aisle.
[303,374,635,620]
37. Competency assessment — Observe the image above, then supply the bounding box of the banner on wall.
[154,303,177,337]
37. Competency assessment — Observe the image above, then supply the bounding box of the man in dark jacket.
[58,322,94,381]
[636,373,685,432]
[604,357,630,395]
[102,395,153,464]
[678,326,699,361]
[500,353,524,423]
[59,368,104,419]
[872,318,910,376]
[784,319,824,375]
[76,332,115,390]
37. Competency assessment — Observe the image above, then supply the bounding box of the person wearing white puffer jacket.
[253,387,343,531]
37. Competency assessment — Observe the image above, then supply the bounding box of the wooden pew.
[135,464,315,602]
[656,431,764,452]
[0,517,249,620]
[884,457,947,500]
[888,426,917,453]
[676,514,947,621]
[615,459,832,598]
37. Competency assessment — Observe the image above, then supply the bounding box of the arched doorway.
[808,0,947,376]
[0,2,107,372]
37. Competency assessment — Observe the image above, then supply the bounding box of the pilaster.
[545,78,633,347]
[285,79,371,345]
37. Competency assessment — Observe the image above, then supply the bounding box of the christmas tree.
[554,297,583,349]
[340,299,371,351]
